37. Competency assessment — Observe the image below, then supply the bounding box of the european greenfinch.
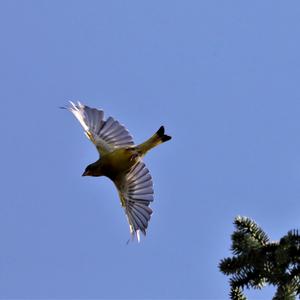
[64,102,171,241]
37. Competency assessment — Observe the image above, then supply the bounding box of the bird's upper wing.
[116,162,154,242]
[66,101,134,155]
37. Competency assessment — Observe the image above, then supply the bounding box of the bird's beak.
[82,170,88,176]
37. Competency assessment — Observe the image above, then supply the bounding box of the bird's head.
[82,162,103,177]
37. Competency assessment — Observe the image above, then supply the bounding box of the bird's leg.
[126,148,139,162]
[130,152,139,161]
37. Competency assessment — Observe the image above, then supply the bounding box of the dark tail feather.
[156,126,172,143]
[137,126,171,155]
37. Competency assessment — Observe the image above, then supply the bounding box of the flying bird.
[63,102,171,241]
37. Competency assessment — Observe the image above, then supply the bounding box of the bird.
[63,101,171,242]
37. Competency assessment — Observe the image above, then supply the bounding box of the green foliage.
[273,284,297,300]
[230,286,247,300]
[219,216,300,299]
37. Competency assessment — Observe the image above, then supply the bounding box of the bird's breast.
[100,148,140,180]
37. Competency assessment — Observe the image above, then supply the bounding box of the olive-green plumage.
[83,126,171,180]
[65,101,171,242]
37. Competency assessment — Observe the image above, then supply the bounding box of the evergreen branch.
[231,231,262,255]
[219,254,260,275]
[234,216,269,246]
[220,216,300,299]
[230,269,264,290]
[229,286,247,300]
[273,284,297,300]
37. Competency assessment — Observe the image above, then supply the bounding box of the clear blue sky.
[1,1,300,299]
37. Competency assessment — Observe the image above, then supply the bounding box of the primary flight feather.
[64,101,171,241]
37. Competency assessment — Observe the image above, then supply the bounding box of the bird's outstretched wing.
[116,162,154,242]
[66,101,134,155]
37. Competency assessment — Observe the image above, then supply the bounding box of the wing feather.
[66,101,134,155]
[116,162,154,242]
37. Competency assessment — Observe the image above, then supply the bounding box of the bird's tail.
[137,126,171,156]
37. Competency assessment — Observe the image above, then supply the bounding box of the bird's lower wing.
[116,162,154,242]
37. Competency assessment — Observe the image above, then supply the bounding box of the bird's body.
[85,147,139,179]
[63,101,171,241]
